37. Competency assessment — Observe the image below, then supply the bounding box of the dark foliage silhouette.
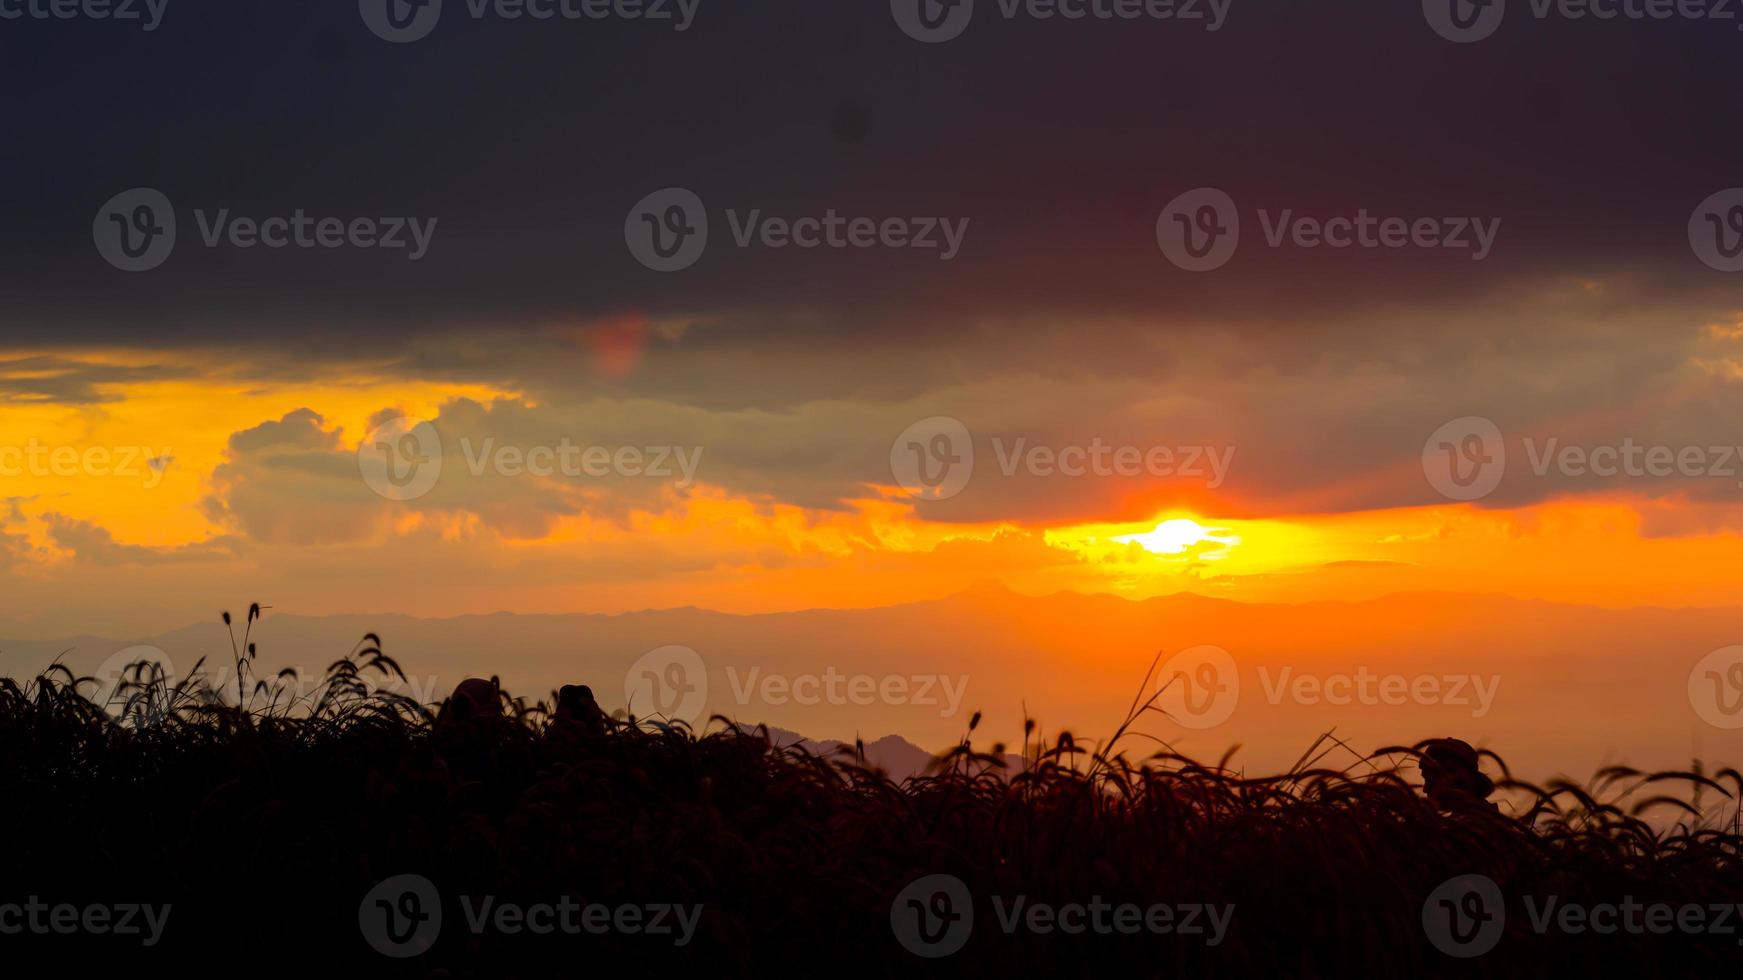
[1,611,1740,976]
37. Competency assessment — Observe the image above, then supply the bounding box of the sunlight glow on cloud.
[3,324,1743,633]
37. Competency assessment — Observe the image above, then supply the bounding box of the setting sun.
[1113,518,1238,556]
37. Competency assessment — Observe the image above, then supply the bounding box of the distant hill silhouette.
[743,724,1024,781]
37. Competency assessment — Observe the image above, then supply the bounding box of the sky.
[3,0,1743,639]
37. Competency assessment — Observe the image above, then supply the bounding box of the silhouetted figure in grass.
[537,684,608,764]
[437,676,504,728]
[432,676,514,790]
[555,684,607,738]
[1421,738,1498,814]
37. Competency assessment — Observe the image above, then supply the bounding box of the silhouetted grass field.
[3,613,1741,976]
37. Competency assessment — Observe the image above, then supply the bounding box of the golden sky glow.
[0,348,513,547]
[4,346,1743,635]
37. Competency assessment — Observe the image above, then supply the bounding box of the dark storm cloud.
[0,356,187,403]
[2,0,1742,346]
[6,0,1743,527]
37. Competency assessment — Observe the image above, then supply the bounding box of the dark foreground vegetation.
[2,614,1740,977]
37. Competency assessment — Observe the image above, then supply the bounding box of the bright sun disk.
[1112,518,1239,556]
